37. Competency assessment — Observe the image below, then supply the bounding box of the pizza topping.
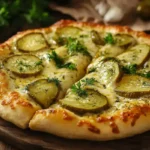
[60,89,108,113]
[115,75,150,98]
[4,55,43,76]
[47,51,76,70]
[81,78,97,86]
[56,26,82,38]
[17,33,48,52]
[137,59,150,78]
[114,34,136,47]
[99,45,124,58]
[104,33,115,45]
[122,64,137,74]
[91,30,104,45]
[27,79,58,108]
[71,82,88,97]
[96,58,121,87]
[117,44,150,66]
[66,37,91,56]
[47,77,61,87]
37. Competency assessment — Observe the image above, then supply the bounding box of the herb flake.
[66,37,90,56]
[47,77,61,87]
[104,33,115,44]
[71,82,87,97]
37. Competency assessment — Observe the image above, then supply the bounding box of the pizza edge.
[28,20,150,141]
[0,20,150,139]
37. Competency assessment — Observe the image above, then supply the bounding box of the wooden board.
[0,118,150,150]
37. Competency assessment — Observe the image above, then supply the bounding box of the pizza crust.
[0,20,150,140]
[29,104,150,141]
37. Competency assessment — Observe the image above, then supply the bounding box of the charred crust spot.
[48,109,56,114]
[63,111,74,121]
[10,103,15,109]
[37,110,46,115]
[109,121,120,134]
[16,100,33,107]
[77,120,100,134]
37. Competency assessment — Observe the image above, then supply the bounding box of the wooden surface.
[0,118,150,150]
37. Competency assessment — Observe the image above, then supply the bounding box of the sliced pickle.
[56,26,82,38]
[90,30,104,45]
[115,75,150,98]
[60,89,108,113]
[99,45,124,58]
[4,55,43,76]
[117,44,150,66]
[97,58,121,86]
[137,58,150,77]
[17,33,48,52]
[27,79,58,108]
[114,34,136,47]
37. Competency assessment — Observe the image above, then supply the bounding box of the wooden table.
[0,141,17,150]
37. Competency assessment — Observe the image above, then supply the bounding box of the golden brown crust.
[1,19,150,140]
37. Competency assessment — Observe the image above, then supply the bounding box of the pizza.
[0,20,150,141]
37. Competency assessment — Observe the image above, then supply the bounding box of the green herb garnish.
[35,60,43,66]
[88,67,96,73]
[47,51,76,70]
[71,82,87,97]
[81,78,97,85]
[104,33,115,44]
[122,64,137,74]
[47,51,63,68]
[47,77,61,87]
[62,62,76,70]
[138,71,150,78]
[66,37,90,56]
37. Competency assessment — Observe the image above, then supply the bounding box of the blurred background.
[0,0,150,43]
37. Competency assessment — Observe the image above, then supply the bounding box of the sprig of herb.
[47,51,76,70]
[47,77,61,87]
[71,82,87,97]
[138,72,150,78]
[47,51,63,68]
[62,62,76,70]
[122,64,137,74]
[104,33,115,44]
[88,67,96,73]
[81,78,97,85]
[66,37,90,56]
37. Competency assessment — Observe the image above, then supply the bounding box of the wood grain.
[0,117,150,150]
[0,141,17,150]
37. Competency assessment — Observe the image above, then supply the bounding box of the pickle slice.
[115,75,150,98]
[115,34,136,47]
[56,26,82,38]
[117,44,150,66]
[17,33,48,52]
[60,89,108,113]
[4,55,43,76]
[99,45,124,58]
[90,30,104,45]
[27,79,58,108]
[97,58,121,86]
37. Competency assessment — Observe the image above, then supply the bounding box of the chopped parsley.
[47,51,63,68]
[35,60,43,66]
[138,71,150,78]
[47,51,76,70]
[122,64,137,74]
[81,78,97,85]
[66,37,90,56]
[61,62,77,70]
[104,33,115,44]
[88,67,96,73]
[71,82,87,97]
[47,77,61,87]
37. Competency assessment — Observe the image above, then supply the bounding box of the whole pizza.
[0,20,150,141]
